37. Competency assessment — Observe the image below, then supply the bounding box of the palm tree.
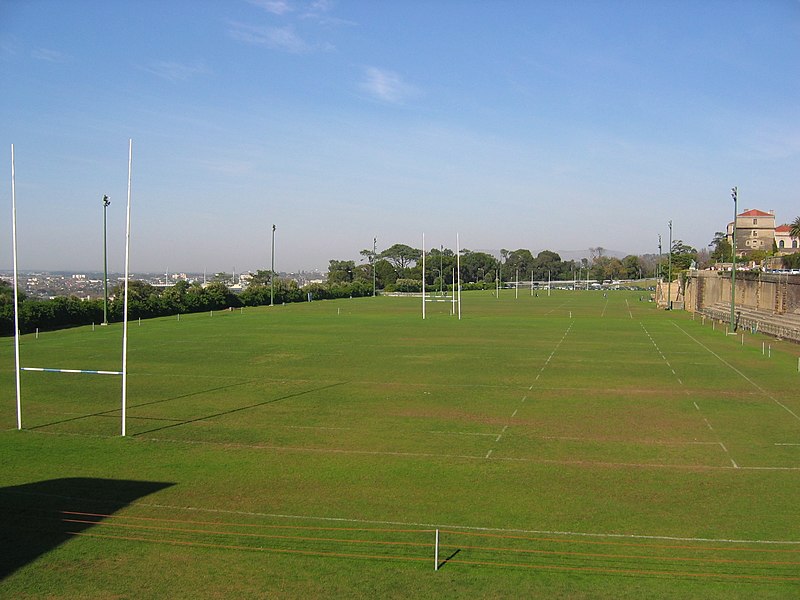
[791,215,800,240]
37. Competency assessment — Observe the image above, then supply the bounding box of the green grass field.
[2,290,800,598]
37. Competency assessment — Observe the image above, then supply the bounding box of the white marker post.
[434,529,439,571]
[121,139,132,437]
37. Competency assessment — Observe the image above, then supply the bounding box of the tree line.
[0,276,373,335]
[6,231,798,336]
[327,243,691,291]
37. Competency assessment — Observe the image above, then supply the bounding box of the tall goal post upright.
[11,144,22,430]
[421,233,426,320]
[121,139,132,436]
[456,233,462,320]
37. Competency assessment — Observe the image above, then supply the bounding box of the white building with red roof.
[775,223,799,254]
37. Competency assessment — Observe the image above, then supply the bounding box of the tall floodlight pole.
[548,269,551,297]
[372,236,377,297]
[270,224,276,306]
[667,220,673,310]
[102,195,111,325]
[730,186,738,333]
[657,234,662,280]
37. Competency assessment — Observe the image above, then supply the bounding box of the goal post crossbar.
[20,367,124,375]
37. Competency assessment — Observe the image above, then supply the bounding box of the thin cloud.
[360,67,419,104]
[248,0,294,15]
[228,22,313,54]
[32,48,69,63]
[142,61,210,82]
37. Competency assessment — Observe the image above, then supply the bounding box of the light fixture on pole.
[657,234,662,280]
[730,186,738,333]
[270,224,276,306]
[102,194,111,325]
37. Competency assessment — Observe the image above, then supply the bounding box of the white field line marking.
[537,435,719,446]
[495,425,509,443]
[492,455,800,471]
[429,431,496,437]
[284,425,352,431]
[132,502,800,545]
[775,443,800,446]
[24,430,800,471]
[641,322,740,468]
[601,298,609,318]
[672,322,800,422]
[720,442,739,468]
[484,321,575,459]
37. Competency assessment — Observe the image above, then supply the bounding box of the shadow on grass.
[26,379,257,431]
[0,477,173,580]
[438,548,461,570]
[133,381,349,436]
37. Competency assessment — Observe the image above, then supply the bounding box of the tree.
[459,250,497,284]
[247,270,273,286]
[621,255,641,279]
[380,243,420,277]
[590,256,625,280]
[589,247,606,261]
[327,260,355,284]
[790,216,800,240]
[670,240,698,271]
[502,249,535,281]
[374,259,397,288]
[709,231,732,263]
[782,252,800,269]
[533,250,562,280]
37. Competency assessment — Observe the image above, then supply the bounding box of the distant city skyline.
[2,1,798,273]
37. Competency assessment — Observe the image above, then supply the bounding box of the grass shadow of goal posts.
[0,477,174,580]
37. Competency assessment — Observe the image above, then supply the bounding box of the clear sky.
[1,0,798,273]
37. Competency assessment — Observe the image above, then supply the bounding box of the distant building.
[727,209,776,257]
[775,223,799,254]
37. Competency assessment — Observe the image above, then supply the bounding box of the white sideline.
[133,501,800,546]
[672,322,800,422]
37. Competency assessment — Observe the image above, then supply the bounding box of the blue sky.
[1,0,798,273]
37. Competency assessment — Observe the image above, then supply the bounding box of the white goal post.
[11,140,134,436]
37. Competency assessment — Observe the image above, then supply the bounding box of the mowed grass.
[2,290,800,598]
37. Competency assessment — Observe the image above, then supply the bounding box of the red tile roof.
[738,209,773,217]
[775,224,793,233]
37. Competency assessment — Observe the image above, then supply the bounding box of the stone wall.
[685,270,800,316]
